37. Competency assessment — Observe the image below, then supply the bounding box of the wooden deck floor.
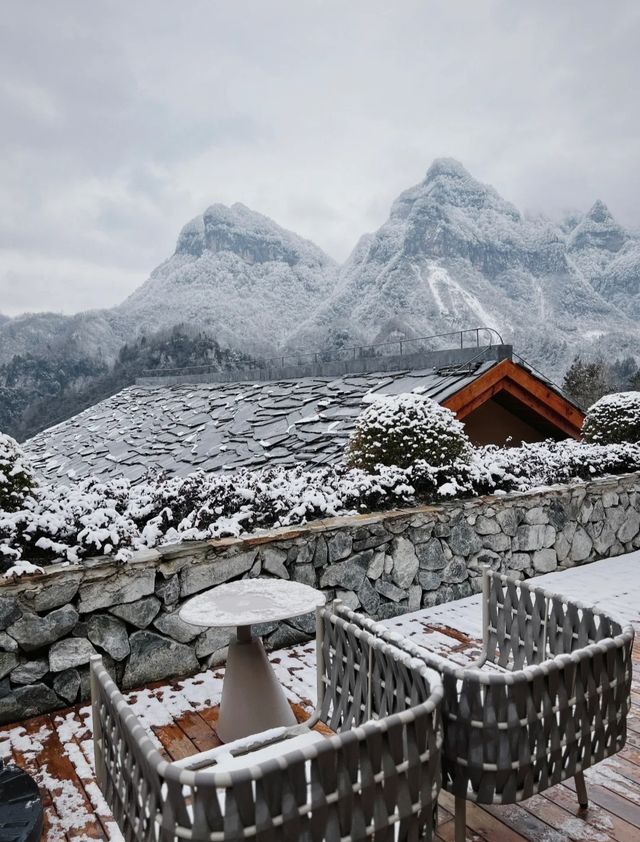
[2,554,640,842]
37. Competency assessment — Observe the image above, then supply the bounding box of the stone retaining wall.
[1,470,639,723]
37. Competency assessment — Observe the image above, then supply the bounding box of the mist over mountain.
[565,200,640,319]
[1,158,639,438]
[0,310,123,367]
[0,325,255,441]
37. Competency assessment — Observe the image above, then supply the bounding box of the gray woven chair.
[90,600,443,841]
[372,568,635,842]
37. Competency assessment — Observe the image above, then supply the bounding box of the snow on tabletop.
[0,637,322,840]
[180,578,325,627]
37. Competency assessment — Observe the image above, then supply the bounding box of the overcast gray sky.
[1,1,639,317]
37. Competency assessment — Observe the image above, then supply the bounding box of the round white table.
[179,578,326,743]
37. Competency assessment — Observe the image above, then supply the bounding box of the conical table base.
[216,625,297,744]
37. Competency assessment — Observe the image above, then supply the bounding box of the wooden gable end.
[442,359,584,441]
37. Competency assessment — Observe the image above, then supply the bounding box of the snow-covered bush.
[468,439,640,493]
[2,437,640,577]
[0,432,37,512]
[0,465,419,575]
[582,392,640,445]
[346,394,470,471]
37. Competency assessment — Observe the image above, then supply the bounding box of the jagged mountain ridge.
[566,200,640,319]
[1,159,639,385]
[291,159,640,377]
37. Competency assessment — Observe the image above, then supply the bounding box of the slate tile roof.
[25,362,498,483]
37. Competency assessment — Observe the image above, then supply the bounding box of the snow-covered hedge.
[0,433,37,513]
[583,392,640,445]
[466,438,640,492]
[3,438,640,577]
[346,394,470,471]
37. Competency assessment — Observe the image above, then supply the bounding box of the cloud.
[0,250,143,317]
[1,0,639,316]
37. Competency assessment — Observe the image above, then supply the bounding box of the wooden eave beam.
[442,359,584,440]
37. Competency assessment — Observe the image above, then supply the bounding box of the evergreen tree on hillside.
[610,356,639,391]
[562,356,613,409]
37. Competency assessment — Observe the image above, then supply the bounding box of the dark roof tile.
[25,363,498,482]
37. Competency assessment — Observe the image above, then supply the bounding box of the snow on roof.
[24,362,498,483]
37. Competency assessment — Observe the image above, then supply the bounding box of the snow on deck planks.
[2,554,640,842]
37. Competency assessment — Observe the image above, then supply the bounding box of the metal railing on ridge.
[140,326,506,379]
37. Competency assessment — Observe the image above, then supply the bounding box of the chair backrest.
[91,602,443,842]
[317,600,440,730]
[481,568,629,670]
[340,570,634,807]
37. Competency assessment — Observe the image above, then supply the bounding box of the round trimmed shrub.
[582,391,640,444]
[0,432,37,512]
[346,393,470,471]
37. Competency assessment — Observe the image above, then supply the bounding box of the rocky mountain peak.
[424,157,472,183]
[586,199,613,224]
[115,200,339,357]
[290,158,640,379]
[2,157,640,404]
[175,201,333,269]
[389,157,521,227]
[569,199,627,253]
[175,215,205,256]
[378,158,528,280]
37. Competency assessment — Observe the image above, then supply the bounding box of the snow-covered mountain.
[1,160,639,382]
[113,203,338,356]
[290,159,640,376]
[0,310,123,366]
[0,204,338,365]
[566,200,640,319]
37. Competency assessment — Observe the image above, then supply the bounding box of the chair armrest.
[173,727,325,772]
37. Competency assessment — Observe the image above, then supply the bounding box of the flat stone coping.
[179,578,326,627]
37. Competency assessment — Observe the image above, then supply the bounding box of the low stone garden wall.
[1,470,640,723]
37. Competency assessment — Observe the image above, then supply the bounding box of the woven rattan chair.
[371,567,635,842]
[90,600,443,841]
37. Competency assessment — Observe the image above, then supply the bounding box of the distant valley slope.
[1,159,639,438]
